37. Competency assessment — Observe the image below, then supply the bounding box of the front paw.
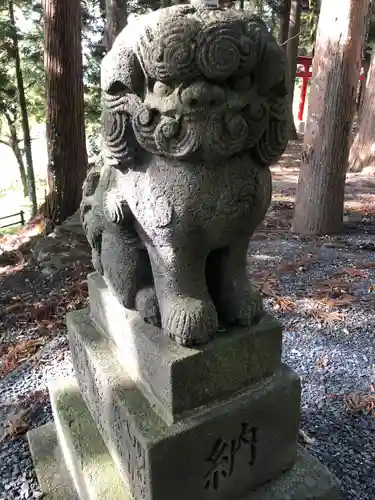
[162,296,218,347]
[221,284,263,326]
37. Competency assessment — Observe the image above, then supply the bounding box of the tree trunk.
[292,0,370,236]
[43,0,88,223]
[279,0,291,47]
[349,47,375,172]
[2,114,28,198]
[286,0,301,139]
[8,0,37,215]
[104,0,127,51]
[9,127,28,198]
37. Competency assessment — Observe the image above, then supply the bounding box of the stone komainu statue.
[80,3,290,346]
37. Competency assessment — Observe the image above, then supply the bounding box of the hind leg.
[101,223,160,325]
[100,183,160,325]
[206,238,263,326]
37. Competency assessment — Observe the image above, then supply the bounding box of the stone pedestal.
[28,272,340,500]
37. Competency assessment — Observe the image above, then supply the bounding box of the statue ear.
[101,22,145,98]
[250,77,291,167]
[101,23,146,168]
[250,31,291,167]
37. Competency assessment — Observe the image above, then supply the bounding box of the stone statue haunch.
[80,4,290,347]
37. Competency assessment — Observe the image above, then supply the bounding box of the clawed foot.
[162,296,218,347]
[220,282,263,326]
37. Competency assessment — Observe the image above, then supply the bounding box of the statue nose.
[180,82,225,109]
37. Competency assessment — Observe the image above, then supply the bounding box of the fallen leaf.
[344,391,375,416]
[362,262,375,269]
[254,273,279,297]
[326,295,357,307]
[2,408,32,441]
[0,339,44,377]
[341,268,369,278]
[311,309,343,323]
[18,389,48,409]
[30,303,57,320]
[316,355,329,369]
[277,253,313,273]
[313,279,352,290]
[3,302,25,314]
[273,295,294,312]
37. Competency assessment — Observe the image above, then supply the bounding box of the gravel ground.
[0,226,91,500]
[0,337,74,500]
[1,147,375,499]
[251,230,375,500]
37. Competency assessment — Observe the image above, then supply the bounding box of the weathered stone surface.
[31,209,90,276]
[28,422,79,500]
[67,308,300,500]
[244,448,340,500]
[51,377,127,499]
[28,379,339,500]
[80,3,291,346]
[88,272,282,422]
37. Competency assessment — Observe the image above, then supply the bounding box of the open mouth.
[131,100,271,160]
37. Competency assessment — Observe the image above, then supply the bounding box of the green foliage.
[81,0,105,156]
[237,0,319,48]
[0,0,324,160]
[0,0,45,146]
[299,0,319,55]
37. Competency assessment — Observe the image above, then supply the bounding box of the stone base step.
[28,376,127,500]
[87,271,283,423]
[27,422,79,500]
[67,308,301,500]
[27,377,340,500]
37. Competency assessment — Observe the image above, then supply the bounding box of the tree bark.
[292,0,370,236]
[9,127,27,198]
[349,47,375,172]
[104,0,127,51]
[2,113,28,197]
[8,0,37,215]
[279,0,292,47]
[286,0,301,139]
[43,0,88,223]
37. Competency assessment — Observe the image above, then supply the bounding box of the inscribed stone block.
[67,308,300,500]
[88,272,282,423]
[28,383,339,500]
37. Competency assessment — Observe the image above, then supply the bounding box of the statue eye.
[153,81,173,97]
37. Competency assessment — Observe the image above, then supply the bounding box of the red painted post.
[298,64,308,120]
[295,55,364,123]
[296,56,312,121]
